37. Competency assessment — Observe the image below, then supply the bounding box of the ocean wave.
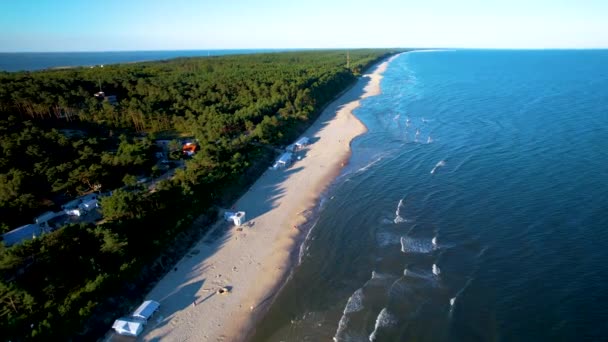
[357,156,383,174]
[432,263,441,276]
[376,231,401,247]
[403,268,434,281]
[400,236,435,253]
[345,288,364,314]
[430,160,446,174]
[369,308,397,341]
[394,198,410,223]
[371,271,392,280]
[297,218,319,264]
[450,277,473,317]
[388,277,411,299]
[333,288,366,342]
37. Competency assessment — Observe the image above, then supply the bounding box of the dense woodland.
[0,49,399,340]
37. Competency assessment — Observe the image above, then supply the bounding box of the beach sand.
[140,54,400,342]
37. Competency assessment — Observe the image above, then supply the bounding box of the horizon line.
[1,47,608,54]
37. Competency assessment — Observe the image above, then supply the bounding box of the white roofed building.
[1,224,42,247]
[112,318,144,337]
[273,152,293,169]
[132,300,160,321]
[294,137,310,150]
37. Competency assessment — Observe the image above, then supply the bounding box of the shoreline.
[140,53,402,342]
[242,52,404,340]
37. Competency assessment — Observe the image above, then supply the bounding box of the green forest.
[0,49,399,340]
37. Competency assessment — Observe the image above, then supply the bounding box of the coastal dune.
[141,54,400,341]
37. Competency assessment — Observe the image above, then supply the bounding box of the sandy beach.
[140,54,400,342]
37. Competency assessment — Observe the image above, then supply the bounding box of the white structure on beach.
[273,152,293,169]
[132,300,160,321]
[294,137,310,150]
[111,300,159,337]
[112,318,144,337]
[224,211,246,226]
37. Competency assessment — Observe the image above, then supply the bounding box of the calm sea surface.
[251,50,608,341]
[0,49,295,72]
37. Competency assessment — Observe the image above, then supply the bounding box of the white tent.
[112,318,144,337]
[224,211,246,226]
[132,300,160,321]
[273,152,293,169]
[295,137,310,150]
[232,211,245,226]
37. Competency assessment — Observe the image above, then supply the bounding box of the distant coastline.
[0,49,304,72]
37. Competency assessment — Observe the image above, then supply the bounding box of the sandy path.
[140,53,401,342]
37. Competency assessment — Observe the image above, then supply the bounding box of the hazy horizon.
[2,0,607,52]
[2,47,608,54]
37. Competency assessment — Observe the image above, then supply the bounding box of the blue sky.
[1,0,607,51]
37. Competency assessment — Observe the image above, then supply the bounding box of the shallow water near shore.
[250,50,608,341]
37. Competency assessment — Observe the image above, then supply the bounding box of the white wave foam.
[430,160,446,174]
[427,136,433,144]
[344,288,364,314]
[357,156,383,174]
[394,216,407,224]
[394,198,408,223]
[400,236,434,253]
[432,264,441,276]
[333,315,350,342]
[333,288,366,341]
[451,278,473,317]
[432,236,437,247]
[395,198,404,215]
[298,219,320,264]
[369,308,397,341]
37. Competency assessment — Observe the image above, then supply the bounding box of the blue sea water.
[0,49,295,72]
[250,50,608,341]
